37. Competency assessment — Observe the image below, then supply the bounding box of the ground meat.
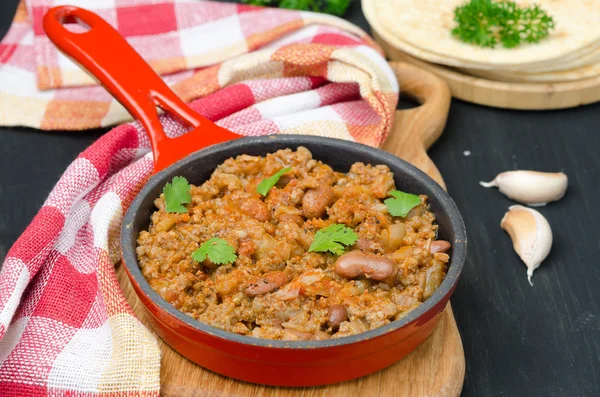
[136,147,449,340]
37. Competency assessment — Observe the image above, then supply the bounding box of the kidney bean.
[429,240,451,254]
[334,251,395,281]
[240,198,269,222]
[302,186,334,219]
[243,271,289,297]
[201,258,219,271]
[384,266,399,288]
[237,237,256,258]
[327,304,348,328]
[276,173,294,188]
[277,212,304,225]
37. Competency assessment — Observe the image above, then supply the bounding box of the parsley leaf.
[308,224,358,255]
[322,0,350,16]
[243,0,274,5]
[384,190,421,217]
[192,238,237,265]
[256,167,291,196]
[163,176,191,213]
[451,0,555,49]
[242,0,350,17]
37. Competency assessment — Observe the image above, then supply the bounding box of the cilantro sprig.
[256,167,291,196]
[163,176,191,213]
[308,224,358,255]
[384,190,421,218]
[451,0,555,49]
[192,238,237,265]
[242,0,350,17]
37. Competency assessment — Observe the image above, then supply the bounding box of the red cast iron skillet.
[44,6,466,386]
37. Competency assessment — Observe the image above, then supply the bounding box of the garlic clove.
[480,171,568,206]
[500,205,552,286]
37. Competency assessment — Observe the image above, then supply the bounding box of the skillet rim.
[120,135,467,349]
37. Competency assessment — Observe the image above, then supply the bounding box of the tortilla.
[461,61,600,82]
[516,45,600,73]
[366,0,600,69]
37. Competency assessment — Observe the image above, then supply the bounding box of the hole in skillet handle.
[397,93,421,110]
[59,14,91,34]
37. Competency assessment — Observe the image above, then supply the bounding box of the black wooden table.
[0,1,598,396]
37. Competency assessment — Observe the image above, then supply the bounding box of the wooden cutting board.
[376,34,600,111]
[116,61,465,397]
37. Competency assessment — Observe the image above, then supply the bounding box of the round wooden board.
[116,62,465,397]
[365,2,600,110]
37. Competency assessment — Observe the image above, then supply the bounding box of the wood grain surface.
[113,62,465,397]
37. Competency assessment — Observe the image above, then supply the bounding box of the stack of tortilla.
[363,0,600,83]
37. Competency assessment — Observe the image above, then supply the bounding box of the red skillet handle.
[43,6,240,172]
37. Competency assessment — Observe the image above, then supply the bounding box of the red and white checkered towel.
[0,1,399,396]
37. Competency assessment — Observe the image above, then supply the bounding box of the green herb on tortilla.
[452,0,555,49]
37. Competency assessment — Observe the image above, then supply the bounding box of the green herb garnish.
[384,190,421,217]
[242,0,350,17]
[192,238,237,265]
[308,224,358,255]
[452,0,555,49]
[256,167,291,196]
[163,176,191,213]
